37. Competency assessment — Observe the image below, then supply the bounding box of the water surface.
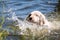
[0,0,59,40]
[0,0,58,19]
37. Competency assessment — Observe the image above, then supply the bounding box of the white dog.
[26,11,49,26]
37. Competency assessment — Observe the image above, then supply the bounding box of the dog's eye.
[28,14,31,17]
[36,15,38,16]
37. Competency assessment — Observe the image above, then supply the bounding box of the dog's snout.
[29,17,32,20]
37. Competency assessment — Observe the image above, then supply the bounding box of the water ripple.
[0,0,58,18]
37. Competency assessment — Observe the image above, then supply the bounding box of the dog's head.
[26,11,46,25]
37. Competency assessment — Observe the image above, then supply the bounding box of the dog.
[26,11,49,26]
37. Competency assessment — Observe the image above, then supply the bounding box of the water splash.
[6,9,60,36]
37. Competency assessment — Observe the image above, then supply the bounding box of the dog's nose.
[29,17,32,20]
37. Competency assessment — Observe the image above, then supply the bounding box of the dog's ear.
[39,18,45,25]
[42,19,45,24]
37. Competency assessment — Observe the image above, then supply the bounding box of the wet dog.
[26,11,49,26]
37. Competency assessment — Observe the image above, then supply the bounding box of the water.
[0,0,58,19]
[0,0,60,40]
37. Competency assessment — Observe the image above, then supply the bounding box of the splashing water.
[7,9,60,36]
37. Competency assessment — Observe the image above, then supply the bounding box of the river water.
[0,0,59,40]
[0,0,58,19]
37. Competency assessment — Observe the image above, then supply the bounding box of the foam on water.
[7,9,60,35]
